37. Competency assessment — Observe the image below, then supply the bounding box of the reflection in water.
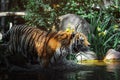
[0,62,120,80]
[106,62,120,80]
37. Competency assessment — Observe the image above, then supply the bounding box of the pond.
[0,61,120,80]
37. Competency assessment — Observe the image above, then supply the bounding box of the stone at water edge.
[76,51,97,61]
[104,49,120,61]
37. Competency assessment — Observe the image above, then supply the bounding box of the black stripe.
[59,47,63,58]
[36,31,44,41]
[25,29,35,56]
[24,29,34,56]
[53,54,57,63]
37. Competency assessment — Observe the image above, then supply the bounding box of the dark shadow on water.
[0,62,120,80]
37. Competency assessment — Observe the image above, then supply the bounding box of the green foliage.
[24,0,103,27]
[24,0,57,27]
[87,1,120,59]
[9,0,27,11]
[88,13,120,59]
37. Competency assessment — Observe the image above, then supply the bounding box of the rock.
[104,49,120,61]
[76,51,97,61]
[54,14,91,36]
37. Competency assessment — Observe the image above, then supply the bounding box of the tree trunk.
[0,0,6,32]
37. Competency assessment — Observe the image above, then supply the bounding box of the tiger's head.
[52,30,90,53]
[71,32,90,53]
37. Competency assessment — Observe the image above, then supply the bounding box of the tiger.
[1,25,90,68]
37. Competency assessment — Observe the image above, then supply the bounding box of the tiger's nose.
[88,42,91,47]
[86,42,91,47]
[88,44,91,47]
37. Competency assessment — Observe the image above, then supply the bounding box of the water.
[0,61,120,80]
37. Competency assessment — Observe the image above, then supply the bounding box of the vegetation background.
[0,0,120,59]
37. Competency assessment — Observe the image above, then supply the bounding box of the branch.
[0,12,26,16]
